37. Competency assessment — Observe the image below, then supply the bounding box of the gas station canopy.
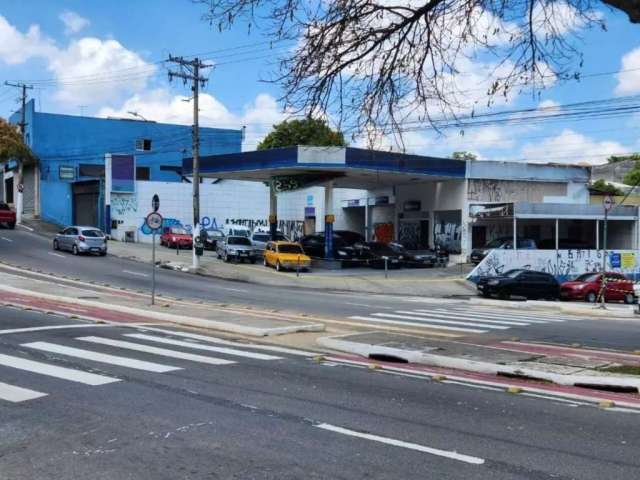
[183,146,466,189]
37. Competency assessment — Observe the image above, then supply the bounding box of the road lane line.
[429,309,553,325]
[0,353,119,386]
[348,316,487,333]
[0,324,111,335]
[77,336,236,366]
[124,334,282,360]
[1,237,13,242]
[470,310,569,322]
[406,310,534,326]
[122,270,149,278]
[221,287,249,293]
[372,313,510,330]
[48,252,66,258]
[0,381,47,402]
[136,327,318,356]
[23,342,182,373]
[315,423,485,465]
[17,223,34,231]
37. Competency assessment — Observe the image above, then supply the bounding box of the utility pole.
[4,81,33,225]
[166,55,212,270]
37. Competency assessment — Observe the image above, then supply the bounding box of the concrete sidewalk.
[318,331,640,395]
[0,271,324,337]
[470,296,640,318]
[106,238,476,297]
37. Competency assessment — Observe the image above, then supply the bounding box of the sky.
[0,0,639,165]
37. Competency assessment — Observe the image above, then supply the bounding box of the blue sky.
[0,0,639,164]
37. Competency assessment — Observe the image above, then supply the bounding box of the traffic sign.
[603,195,614,211]
[152,194,160,212]
[145,212,163,230]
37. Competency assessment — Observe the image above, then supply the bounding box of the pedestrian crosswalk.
[349,306,576,336]
[0,327,312,404]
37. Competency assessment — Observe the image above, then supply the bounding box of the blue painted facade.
[9,100,242,228]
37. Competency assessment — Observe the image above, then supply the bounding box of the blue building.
[1,99,242,229]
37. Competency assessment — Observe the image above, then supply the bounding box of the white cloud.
[519,129,628,165]
[98,90,288,150]
[537,99,560,110]
[615,46,640,95]
[59,10,90,35]
[0,15,56,64]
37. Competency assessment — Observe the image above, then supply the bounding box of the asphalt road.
[0,306,639,480]
[3,227,640,350]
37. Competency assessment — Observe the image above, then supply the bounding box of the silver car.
[251,231,289,253]
[53,226,107,256]
[216,235,257,263]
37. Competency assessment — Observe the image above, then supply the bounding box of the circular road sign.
[603,195,614,211]
[152,194,160,212]
[145,212,163,230]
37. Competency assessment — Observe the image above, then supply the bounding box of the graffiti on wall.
[468,249,640,282]
[467,180,565,203]
[112,195,138,216]
[434,211,461,253]
[398,222,420,250]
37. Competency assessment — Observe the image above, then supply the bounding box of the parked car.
[476,269,559,300]
[216,235,257,263]
[220,224,251,238]
[470,237,537,264]
[0,202,16,229]
[263,241,311,272]
[353,242,404,269]
[251,231,289,251]
[53,226,107,256]
[388,242,449,268]
[160,226,193,249]
[560,272,635,304]
[203,229,225,250]
[299,230,365,264]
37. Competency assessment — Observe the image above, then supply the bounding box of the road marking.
[17,223,34,231]
[23,342,182,373]
[0,381,47,402]
[372,313,510,330]
[122,270,149,278]
[124,334,282,360]
[136,327,318,357]
[408,310,534,326]
[429,309,554,325]
[315,423,485,465]
[77,336,236,366]
[48,252,66,258]
[1,237,13,242]
[345,302,394,309]
[348,316,487,333]
[0,353,119,385]
[221,287,249,293]
[0,324,111,335]
[470,309,569,322]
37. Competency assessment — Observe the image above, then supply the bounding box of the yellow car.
[263,241,312,272]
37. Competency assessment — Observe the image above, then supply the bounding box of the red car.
[160,226,192,249]
[560,272,635,304]
[0,202,16,229]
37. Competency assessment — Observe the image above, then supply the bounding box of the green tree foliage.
[257,118,346,150]
[607,153,640,164]
[0,118,33,163]
[591,179,624,196]
[623,164,640,186]
[452,151,477,161]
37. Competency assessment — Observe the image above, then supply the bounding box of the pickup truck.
[0,202,16,229]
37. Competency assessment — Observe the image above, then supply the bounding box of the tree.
[452,151,478,161]
[198,1,639,145]
[0,118,33,164]
[623,164,640,186]
[590,178,624,195]
[257,118,346,150]
[607,153,640,163]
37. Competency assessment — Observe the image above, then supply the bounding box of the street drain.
[574,383,638,394]
[368,353,409,363]
[497,371,550,383]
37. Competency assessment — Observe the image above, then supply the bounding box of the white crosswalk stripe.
[0,381,47,402]
[0,353,119,386]
[124,334,282,360]
[76,336,236,366]
[22,342,182,373]
[349,305,571,335]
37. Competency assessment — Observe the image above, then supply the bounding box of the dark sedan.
[476,269,559,300]
[299,231,364,265]
[354,242,403,269]
[388,242,449,268]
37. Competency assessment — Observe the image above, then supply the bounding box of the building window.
[135,139,152,151]
[136,166,150,181]
[79,164,105,178]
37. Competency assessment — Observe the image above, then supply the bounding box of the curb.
[0,285,325,337]
[470,297,639,318]
[317,334,640,391]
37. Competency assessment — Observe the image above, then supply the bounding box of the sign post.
[599,195,614,309]
[145,209,163,306]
